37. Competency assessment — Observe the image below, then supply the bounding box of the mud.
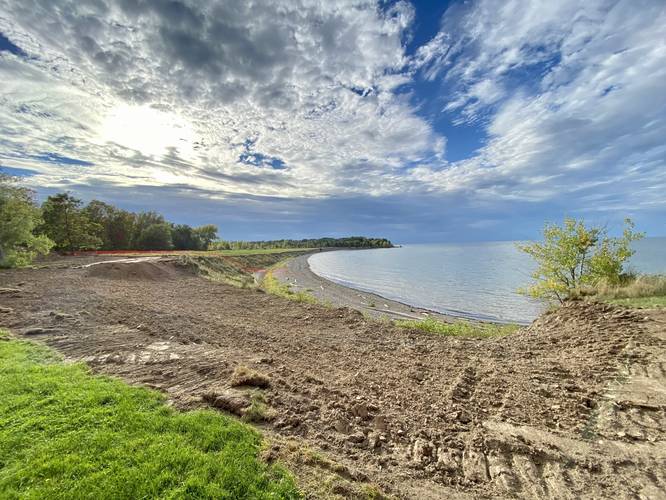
[1,257,665,499]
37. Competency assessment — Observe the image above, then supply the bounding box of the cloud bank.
[0,0,664,240]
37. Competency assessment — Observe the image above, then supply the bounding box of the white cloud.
[0,0,440,198]
[414,0,666,212]
[0,0,664,230]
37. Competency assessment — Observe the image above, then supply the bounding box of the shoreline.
[274,251,504,324]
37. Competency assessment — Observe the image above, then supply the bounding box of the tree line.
[40,193,218,253]
[1,174,394,268]
[211,236,393,250]
[0,174,218,267]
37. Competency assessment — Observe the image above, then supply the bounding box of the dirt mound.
[84,258,193,281]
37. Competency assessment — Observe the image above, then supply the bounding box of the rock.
[202,390,250,416]
[0,306,13,314]
[252,356,273,364]
[0,288,21,295]
[367,431,384,450]
[24,327,51,336]
[334,416,352,434]
[351,402,369,419]
[347,431,366,444]
[457,411,472,424]
[373,415,388,431]
[436,447,461,472]
[412,438,434,464]
[488,451,518,492]
[462,448,490,482]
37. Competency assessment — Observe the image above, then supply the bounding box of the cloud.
[0,0,664,239]
[0,0,442,200]
[414,0,666,214]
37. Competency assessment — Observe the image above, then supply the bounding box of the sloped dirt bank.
[1,261,665,499]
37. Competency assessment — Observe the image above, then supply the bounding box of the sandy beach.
[272,252,458,322]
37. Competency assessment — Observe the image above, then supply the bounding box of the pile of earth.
[83,258,194,281]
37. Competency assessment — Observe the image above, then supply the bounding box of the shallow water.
[308,237,666,324]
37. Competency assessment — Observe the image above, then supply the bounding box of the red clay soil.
[1,258,665,499]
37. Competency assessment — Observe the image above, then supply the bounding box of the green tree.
[40,193,102,252]
[0,175,54,267]
[517,218,644,303]
[84,200,135,250]
[135,223,173,250]
[193,224,218,250]
[131,211,165,249]
[171,224,203,250]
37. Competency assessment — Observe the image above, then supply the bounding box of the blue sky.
[0,0,664,242]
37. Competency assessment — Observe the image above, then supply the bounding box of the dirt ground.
[1,256,665,499]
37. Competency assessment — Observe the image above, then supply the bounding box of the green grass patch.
[209,248,315,257]
[605,295,666,308]
[262,271,317,304]
[0,333,300,500]
[395,316,519,338]
[586,274,666,309]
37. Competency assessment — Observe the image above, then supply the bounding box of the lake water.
[308,237,666,324]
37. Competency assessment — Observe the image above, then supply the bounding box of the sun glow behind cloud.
[98,104,196,159]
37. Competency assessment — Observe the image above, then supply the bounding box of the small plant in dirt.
[242,392,276,423]
[395,316,518,337]
[231,365,271,388]
[362,484,388,500]
[517,217,644,303]
[262,270,317,304]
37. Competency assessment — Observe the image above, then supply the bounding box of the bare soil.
[1,257,665,499]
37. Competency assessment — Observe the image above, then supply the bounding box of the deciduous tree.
[40,193,102,252]
[0,175,54,267]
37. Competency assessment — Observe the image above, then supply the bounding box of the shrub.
[517,218,643,303]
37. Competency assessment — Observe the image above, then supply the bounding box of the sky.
[0,0,664,243]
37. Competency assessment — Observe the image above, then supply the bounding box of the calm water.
[308,237,666,324]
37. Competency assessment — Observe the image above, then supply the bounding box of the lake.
[308,237,666,324]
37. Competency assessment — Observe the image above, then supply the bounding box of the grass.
[242,393,276,424]
[0,332,300,500]
[179,252,312,288]
[395,316,519,338]
[262,270,317,304]
[606,296,666,308]
[589,274,666,309]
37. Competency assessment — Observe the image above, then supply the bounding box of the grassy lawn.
[395,316,520,338]
[0,332,300,500]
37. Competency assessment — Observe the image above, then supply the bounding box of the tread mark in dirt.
[449,365,477,402]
